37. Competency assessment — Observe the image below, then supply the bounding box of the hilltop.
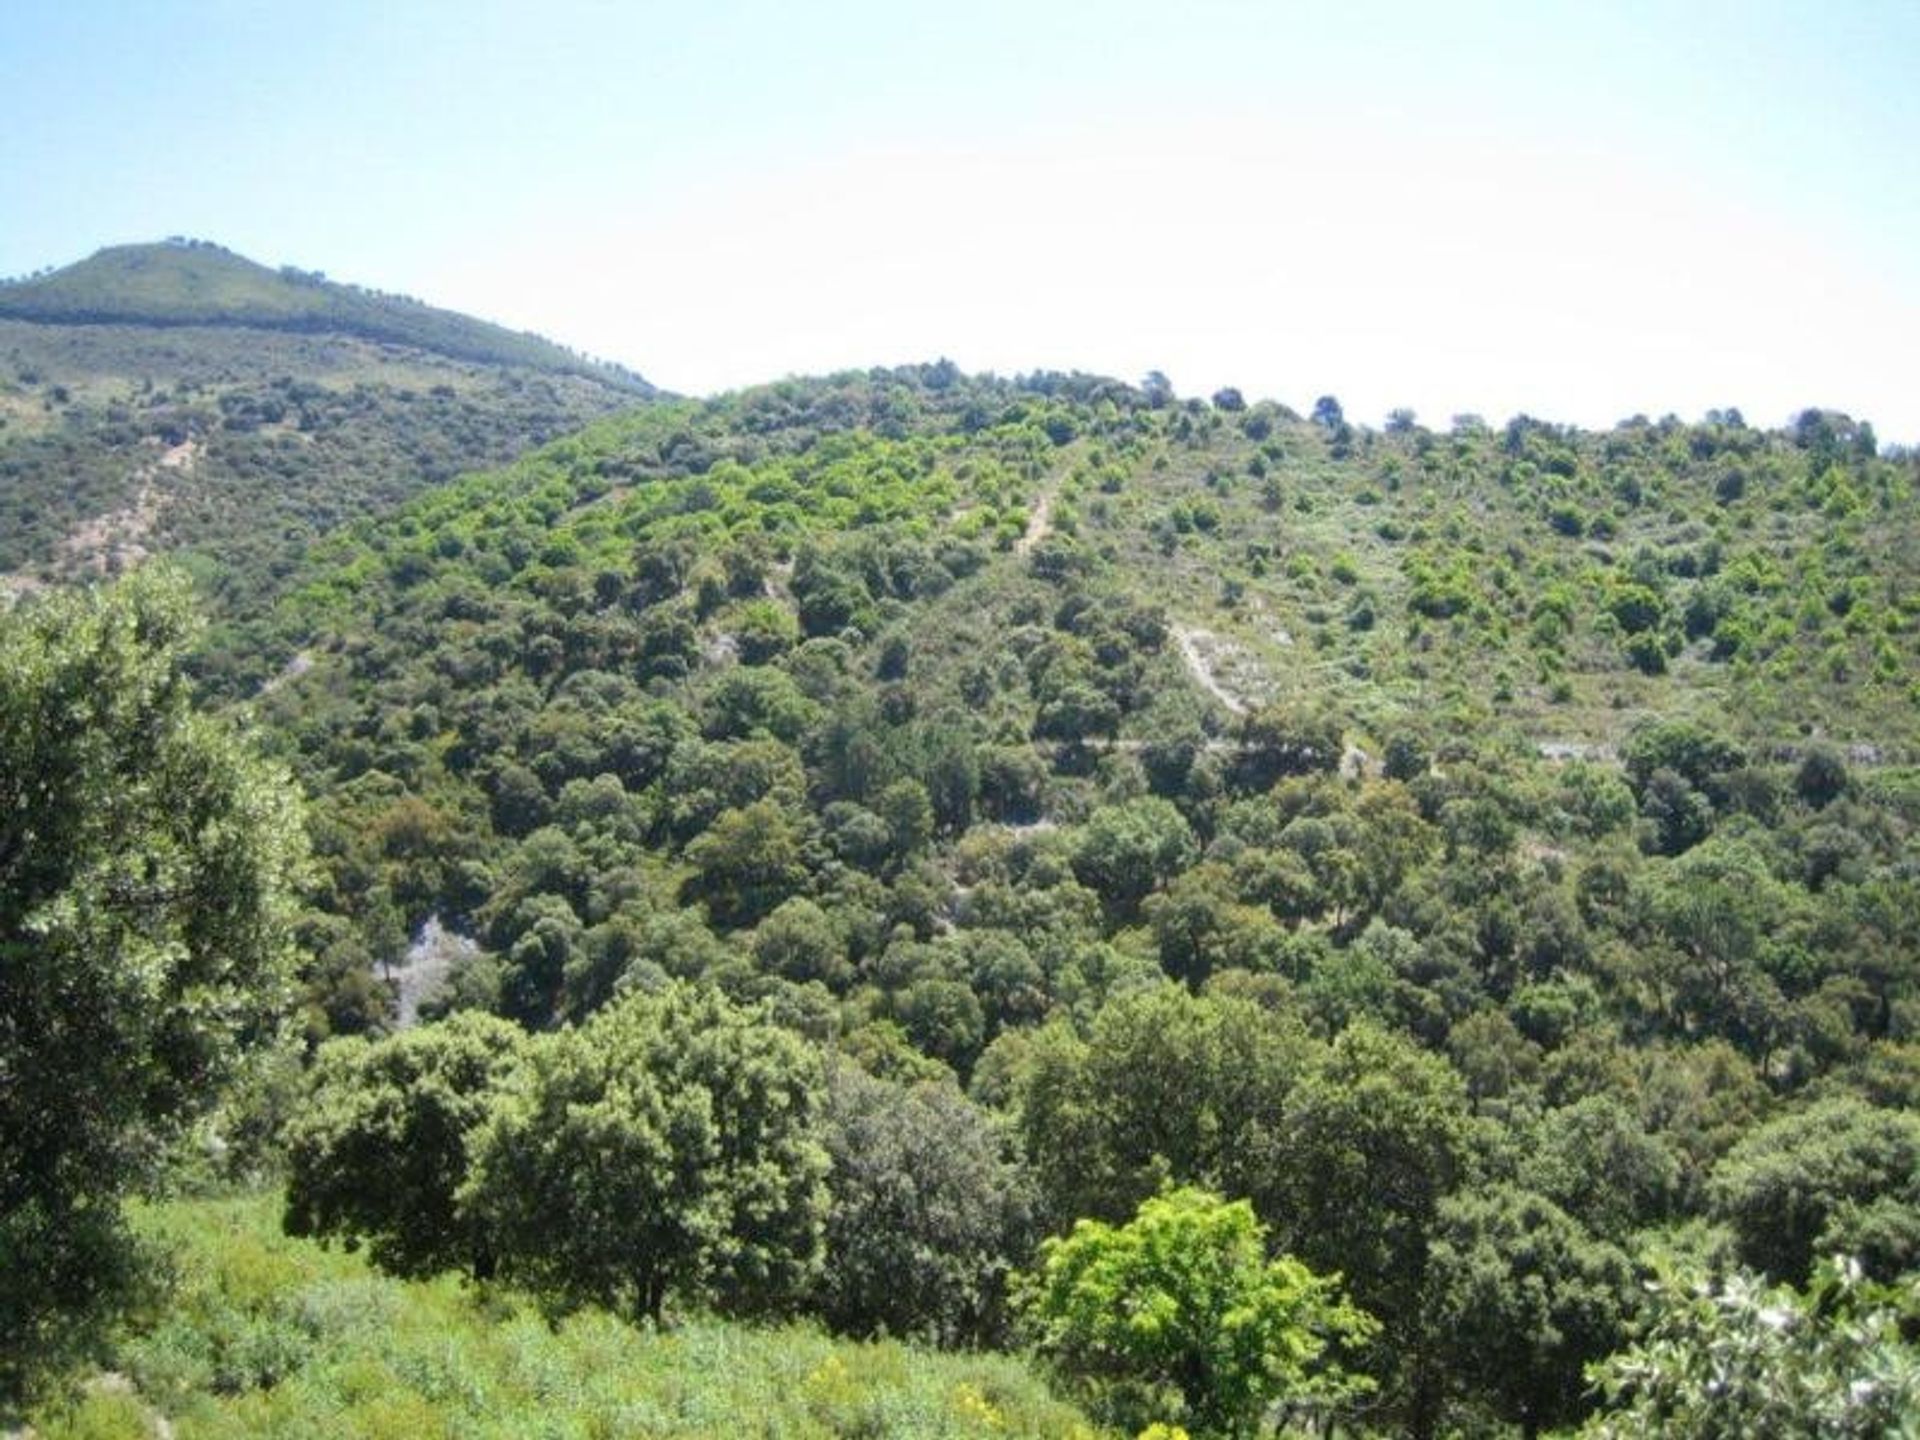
[0,239,653,390]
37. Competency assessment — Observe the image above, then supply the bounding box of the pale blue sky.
[5,1,1918,436]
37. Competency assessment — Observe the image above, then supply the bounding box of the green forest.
[7,335,1920,1437]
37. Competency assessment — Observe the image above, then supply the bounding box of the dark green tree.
[283,1011,529,1277]
[815,1061,1035,1345]
[461,983,828,1323]
[684,798,809,928]
[1230,702,1343,792]
[1,571,306,1400]
[1429,1184,1635,1438]
[1070,797,1196,915]
[1708,1096,1920,1284]
[1012,987,1313,1231]
[1273,1023,1476,1438]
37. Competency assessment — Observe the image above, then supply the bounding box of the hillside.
[173,364,1920,1433]
[0,240,653,390]
[0,242,657,612]
[234,364,1920,1046]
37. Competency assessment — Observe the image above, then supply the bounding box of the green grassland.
[24,1195,1096,1440]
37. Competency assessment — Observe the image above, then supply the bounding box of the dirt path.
[53,437,199,578]
[1171,623,1251,716]
[1536,737,1901,768]
[158,438,200,473]
[763,558,795,604]
[1536,741,1617,763]
[1014,487,1055,556]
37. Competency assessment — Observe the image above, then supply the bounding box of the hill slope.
[19,363,1920,1436]
[0,240,653,390]
[235,365,1920,1016]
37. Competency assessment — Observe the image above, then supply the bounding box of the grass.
[25,1195,1100,1440]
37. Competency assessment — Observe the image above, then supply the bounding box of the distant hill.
[0,241,658,607]
[0,240,654,391]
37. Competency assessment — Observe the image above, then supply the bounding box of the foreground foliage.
[0,571,304,1401]
[1018,1187,1375,1436]
[23,1194,1098,1440]
[1584,1258,1920,1438]
[815,1058,1037,1346]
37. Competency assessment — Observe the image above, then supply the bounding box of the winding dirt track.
[1014,488,1054,556]
[1170,623,1250,716]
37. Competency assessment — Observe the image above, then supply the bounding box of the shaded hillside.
[0,243,658,610]
[0,240,652,390]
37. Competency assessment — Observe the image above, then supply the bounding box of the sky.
[4,0,1918,438]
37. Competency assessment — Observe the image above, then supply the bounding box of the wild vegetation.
[31,1195,1096,1440]
[7,355,1920,1436]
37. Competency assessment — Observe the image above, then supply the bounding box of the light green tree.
[1017,1186,1376,1437]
